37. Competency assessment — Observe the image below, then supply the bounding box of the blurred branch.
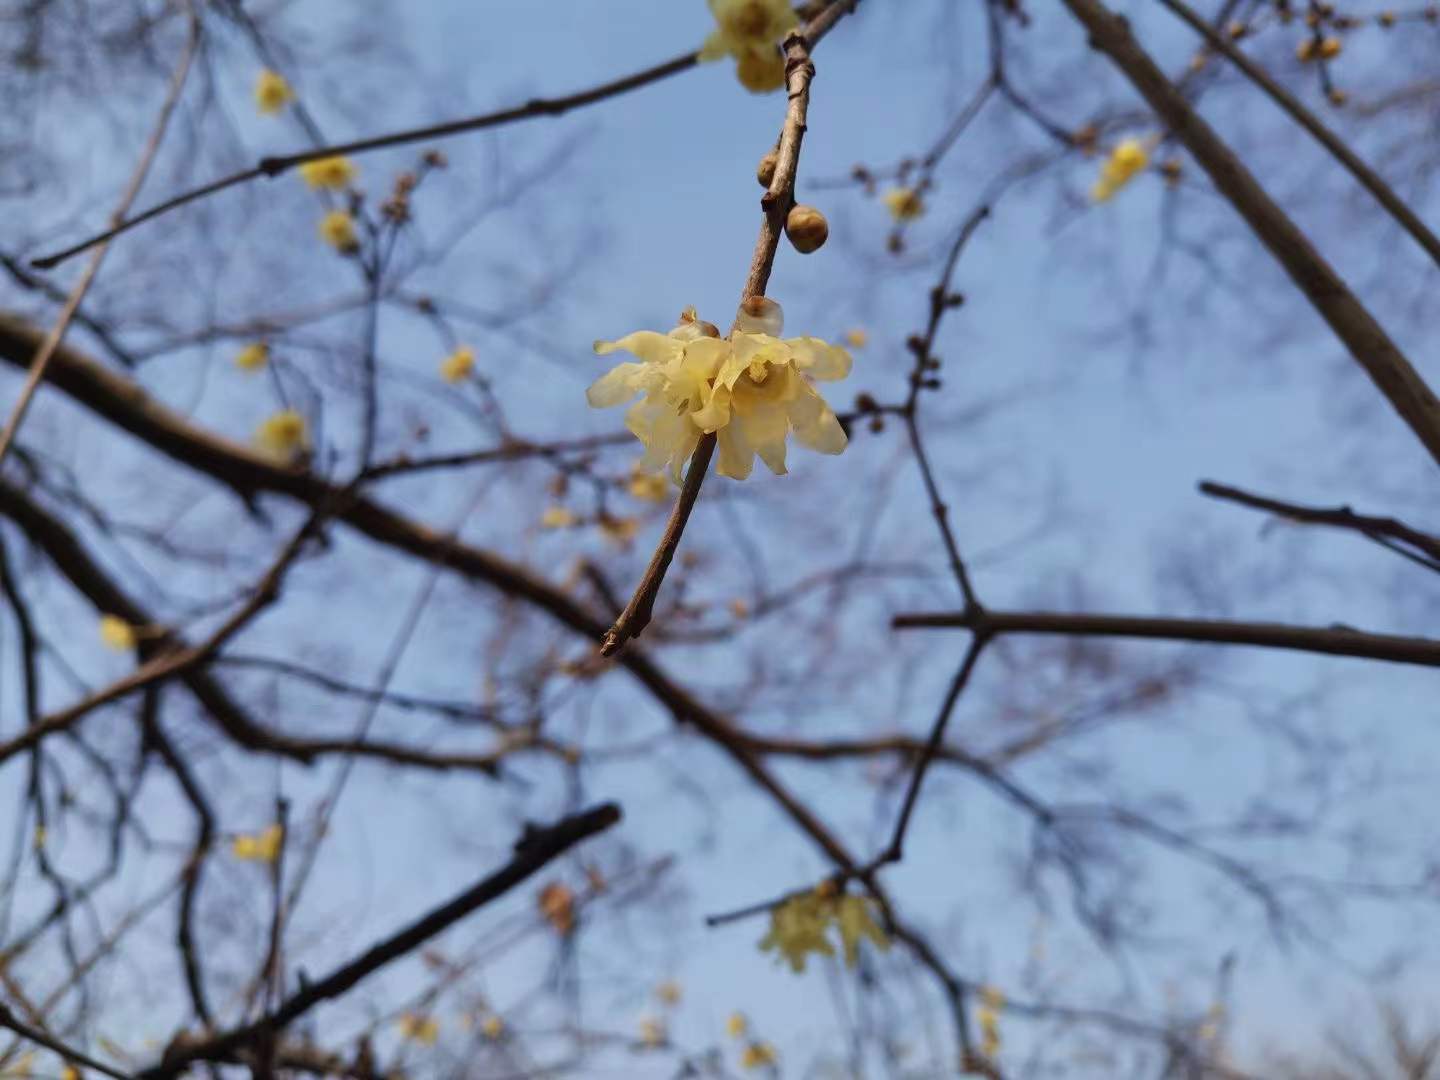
[135,803,622,1079]
[1059,0,1440,470]
[0,5,200,467]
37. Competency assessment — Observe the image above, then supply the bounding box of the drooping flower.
[1091,137,1150,203]
[882,187,925,222]
[740,1041,778,1070]
[587,307,731,482]
[318,210,359,253]
[299,155,357,190]
[254,69,294,115]
[439,345,475,383]
[235,342,269,372]
[232,823,284,862]
[693,297,850,480]
[587,300,849,483]
[254,409,309,463]
[699,0,797,93]
[759,886,888,973]
[99,614,137,651]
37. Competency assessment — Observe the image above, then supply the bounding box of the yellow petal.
[715,422,755,480]
[586,362,649,408]
[786,336,852,381]
[788,383,847,455]
[98,614,137,651]
[594,331,684,366]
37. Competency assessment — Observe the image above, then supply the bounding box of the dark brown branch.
[31,52,700,270]
[1200,479,1440,570]
[135,803,621,1079]
[1058,0,1440,470]
[0,1001,133,1080]
[893,607,1440,668]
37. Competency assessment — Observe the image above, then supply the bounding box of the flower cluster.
[587,298,850,483]
[757,884,889,973]
[699,0,797,92]
[1091,137,1151,203]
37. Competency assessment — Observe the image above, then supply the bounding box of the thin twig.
[0,6,200,467]
[31,52,700,271]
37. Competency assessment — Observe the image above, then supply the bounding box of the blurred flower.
[598,515,640,547]
[318,210,359,253]
[235,341,269,372]
[397,1014,439,1046]
[700,0,797,93]
[977,985,1004,1058]
[60,1066,81,1080]
[32,825,46,850]
[638,1016,666,1048]
[728,598,750,619]
[540,506,577,529]
[439,345,475,384]
[99,614,137,651]
[740,1041,778,1069]
[627,467,670,502]
[1090,137,1150,203]
[1,1052,34,1078]
[480,1015,504,1040]
[726,1012,748,1039]
[254,409,309,462]
[843,328,868,349]
[232,823,283,862]
[299,155,357,190]
[254,69,294,115]
[835,894,889,967]
[882,187,925,222]
[759,887,888,973]
[538,881,576,934]
[655,981,682,1007]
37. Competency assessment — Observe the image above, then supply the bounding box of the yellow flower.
[1,1052,34,1078]
[60,1066,81,1080]
[254,69,294,115]
[599,515,640,547]
[439,345,475,384]
[976,985,1004,1057]
[254,409,309,463]
[882,187,925,222]
[700,0,797,93]
[728,598,750,619]
[398,1013,439,1046]
[480,1015,504,1040]
[726,1012,748,1039]
[235,342,269,372]
[318,210,359,253]
[655,981,682,1007]
[540,506,577,529]
[835,894,889,967]
[1091,137,1150,203]
[638,1017,666,1048]
[843,328,868,349]
[299,155,357,190]
[99,614,137,651]
[740,1041,777,1070]
[232,823,284,862]
[538,881,576,933]
[32,825,45,850]
[693,297,851,480]
[627,467,671,502]
[758,891,836,973]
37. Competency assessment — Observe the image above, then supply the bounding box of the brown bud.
[757,149,778,188]
[785,205,829,253]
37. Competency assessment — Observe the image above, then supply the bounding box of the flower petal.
[735,402,789,476]
[594,331,683,366]
[786,337,852,381]
[692,382,732,434]
[716,423,755,480]
[733,297,784,337]
[789,383,848,455]
[586,362,647,408]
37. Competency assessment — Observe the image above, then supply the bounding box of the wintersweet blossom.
[232,823,283,862]
[398,1014,440,1045]
[299,155,357,190]
[882,187,925,222]
[699,0,797,92]
[439,345,475,383]
[638,1017,666,1048]
[254,69,294,115]
[627,466,670,502]
[758,886,888,972]
[844,328,869,349]
[587,299,849,483]
[480,1015,504,1039]
[1091,137,1150,203]
[977,985,1004,1058]
[540,506,577,529]
[318,210,359,253]
[99,614,137,651]
[254,409,309,463]
[726,1013,748,1039]
[235,342,269,372]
